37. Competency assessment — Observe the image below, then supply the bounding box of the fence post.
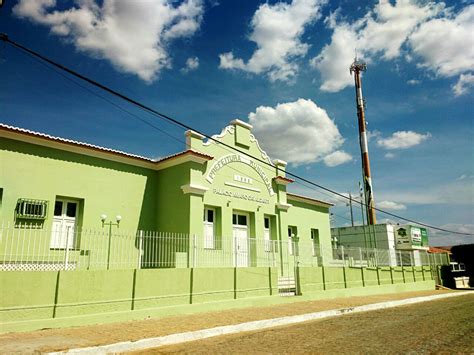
[192,234,197,268]
[319,243,324,266]
[341,245,345,266]
[64,226,71,271]
[137,230,143,270]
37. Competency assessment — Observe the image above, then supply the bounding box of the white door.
[50,200,77,249]
[203,208,215,249]
[233,213,249,267]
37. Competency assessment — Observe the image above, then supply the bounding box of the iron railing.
[0,222,450,271]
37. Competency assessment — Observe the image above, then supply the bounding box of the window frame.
[15,198,48,220]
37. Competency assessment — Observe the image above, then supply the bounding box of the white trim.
[224,182,261,193]
[203,125,235,146]
[156,154,210,171]
[180,184,209,195]
[51,291,472,354]
[231,119,253,130]
[202,123,274,166]
[272,159,287,167]
[276,202,292,211]
[185,130,205,148]
[249,133,274,166]
[286,194,332,208]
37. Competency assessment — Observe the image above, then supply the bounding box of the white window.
[311,229,320,256]
[203,208,215,249]
[50,199,78,249]
[264,217,272,252]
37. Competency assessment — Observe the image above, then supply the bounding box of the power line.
[22,44,358,226]
[1,33,472,237]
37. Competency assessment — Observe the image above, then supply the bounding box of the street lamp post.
[101,214,122,270]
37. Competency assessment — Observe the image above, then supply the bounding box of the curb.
[50,291,473,354]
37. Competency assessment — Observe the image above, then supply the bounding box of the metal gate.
[277,238,298,296]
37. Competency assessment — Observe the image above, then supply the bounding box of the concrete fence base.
[0,265,440,333]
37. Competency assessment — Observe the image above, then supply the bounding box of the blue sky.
[0,0,473,244]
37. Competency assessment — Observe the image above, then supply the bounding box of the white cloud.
[219,0,324,82]
[366,130,382,142]
[13,0,204,82]
[248,99,346,165]
[452,73,474,96]
[384,152,396,159]
[312,0,443,92]
[323,150,352,167]
[377,200,407,210]
[377,130,431,150]
[429,224,474,245]
[181,56,199,73]
[378,179,474,205]
[409,5,474,80]
[407,79,421,85]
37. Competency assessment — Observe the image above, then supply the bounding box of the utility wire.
[1,33,472,236]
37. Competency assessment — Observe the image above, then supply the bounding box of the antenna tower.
[350,57,376,225]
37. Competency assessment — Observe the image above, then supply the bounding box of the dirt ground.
[142,294,474,355]
[0,290,462,353]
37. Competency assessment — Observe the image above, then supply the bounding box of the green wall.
[0,138,158,231]
[1,265,435,333]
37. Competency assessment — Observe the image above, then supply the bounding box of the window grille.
[15,198,48,220]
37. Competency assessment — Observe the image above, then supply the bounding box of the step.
[278,276,296,296]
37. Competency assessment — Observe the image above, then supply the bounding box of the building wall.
[0,138,158,231]
[1,122,333,269]
[331,224,395,250]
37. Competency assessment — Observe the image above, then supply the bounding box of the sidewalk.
[0,289,459,353]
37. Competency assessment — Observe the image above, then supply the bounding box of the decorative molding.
[185,130,205,148]
[286,193,333,208]
[276,202,292,211]
[202,125,235,146]
[224,182,261,193]
[273,176,294,186]
[155,151,213,171]
[181,184,209,195]
[206,153,275,196]
[231,119,253,130]
[273,159,287,167]
[249,133,274,166]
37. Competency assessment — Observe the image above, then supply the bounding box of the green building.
[0,120,444,333]
[0,120,332,272]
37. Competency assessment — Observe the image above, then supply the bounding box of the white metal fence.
[0,223,450,271]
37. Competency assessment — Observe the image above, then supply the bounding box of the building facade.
[0,120,332,270]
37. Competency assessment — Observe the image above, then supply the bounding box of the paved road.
[145,294,474,354]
